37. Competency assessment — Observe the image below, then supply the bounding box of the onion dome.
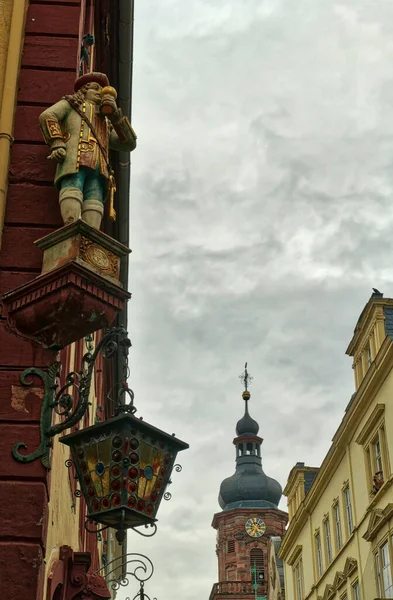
[236,391,259,436]
[218,366,282,511]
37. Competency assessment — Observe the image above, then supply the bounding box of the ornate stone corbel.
[47,545,111,600]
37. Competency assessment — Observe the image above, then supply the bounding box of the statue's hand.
[102,97,119,120]
[49,146,66,163]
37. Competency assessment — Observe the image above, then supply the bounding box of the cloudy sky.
[118,1,393,599]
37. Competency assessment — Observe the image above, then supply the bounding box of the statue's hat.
[74,72,110,93]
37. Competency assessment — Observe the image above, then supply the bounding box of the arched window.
[250,548,265,583]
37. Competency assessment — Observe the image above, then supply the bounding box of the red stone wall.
[0,2,81,599]
[0,0,124,595]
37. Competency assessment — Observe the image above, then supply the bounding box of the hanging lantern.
[60,411,188,542]
[10,326,189,544]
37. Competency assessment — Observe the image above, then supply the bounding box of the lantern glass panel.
[60,413,188,531]
[85,437,112,497]
[137,443,166,500]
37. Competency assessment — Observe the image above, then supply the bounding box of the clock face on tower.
[245,517,266,538]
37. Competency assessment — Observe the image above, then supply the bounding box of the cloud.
[117,2,393,599]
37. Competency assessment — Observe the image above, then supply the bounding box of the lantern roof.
[60,411,189,452]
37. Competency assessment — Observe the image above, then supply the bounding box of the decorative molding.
[287,544,302,566]
[333,571,346,590]
[80,236,118,279]
[363,504,393,542]
[355,404,385,445]
[322,584,336,600]
[346,298,392,357]
[343,556,357,577]
[47,545,111,600]
[342,480,349,491]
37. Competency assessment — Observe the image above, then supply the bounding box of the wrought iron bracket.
[12,327,132,469]
[94,551,155,595]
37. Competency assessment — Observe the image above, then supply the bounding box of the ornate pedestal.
[1,221,131,349]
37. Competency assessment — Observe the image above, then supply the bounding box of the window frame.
[323,515,333,564]
[366,342,372,367]
[351,579,360,600]
[292,556,304,600]
[381,540,393,598]
[374,536,393,599]
[369,428,386,494]
[333,500,343,552]
[343,484,354,537]
[315,530,323,577]
[250,548,265,584]
[375,549,383,597]
[356,405,389,497]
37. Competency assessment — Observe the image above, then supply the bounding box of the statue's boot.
[81,199,104,230]
[59,187,83,224]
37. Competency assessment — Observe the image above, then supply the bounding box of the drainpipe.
[115,0,134,374]
[117,0,134,290]
[0,0,28,250]
[113,0,135,571]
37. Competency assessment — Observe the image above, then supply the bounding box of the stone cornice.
[355,404,385,445]
[287,544,302,566]
[211,507,288,529]
[35,219,131,256]
[346,298,393,357]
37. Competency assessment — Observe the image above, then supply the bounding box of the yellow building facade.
[279,290,393,600]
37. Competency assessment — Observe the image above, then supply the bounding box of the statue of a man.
[39,72,137,230]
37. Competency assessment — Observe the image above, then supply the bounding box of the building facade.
[0,1,135,599]
[209,378,288,600]
[278,290,393,600]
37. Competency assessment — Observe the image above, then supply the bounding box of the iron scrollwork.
[12,327,132,468]
[163,464,182,501]
[94,552,155,596]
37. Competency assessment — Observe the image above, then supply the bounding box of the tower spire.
[239,362,253,411]
[239,362,254,392]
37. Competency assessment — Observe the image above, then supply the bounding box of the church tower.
[209,366,288,600]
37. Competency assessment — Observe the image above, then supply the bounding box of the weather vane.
[239,362,253,391]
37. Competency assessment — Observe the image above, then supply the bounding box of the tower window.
[250,548,264,583]
[227,539,235,553]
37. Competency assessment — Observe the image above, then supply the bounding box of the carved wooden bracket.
[47,545,111,600]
